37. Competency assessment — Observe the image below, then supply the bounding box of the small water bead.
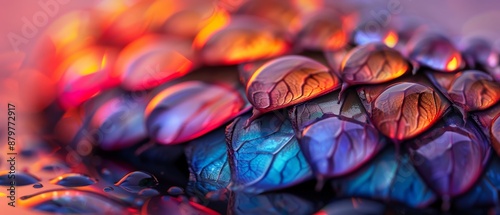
[49,173,97,187]
[33,183,43,189]
[0,171,40,186]
[145,81,246,145]
[104,186,114,192]
[138,188,160,197]
[19,189,130,214]
[340,43,409,86]
[56,46,120,109]
[195,16,291,65]
[167,186,185,196]
[245,55,341,115]
[371,82,450,142]
[408,33,463,72]
[115,34,196,91]
[115,171,159,193]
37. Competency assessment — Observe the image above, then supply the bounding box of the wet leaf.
[19,190,131,214]
[56,47,119,109]
[409,122,488,197]
[289,91,368,130]
[196,16,291,65]
[145,81,246,145]
[115,35,196,91]
[353,21,399,48]
[371,82,450,142]
[300,116,384,178]
[229,192,314,215]
[141,196,220,215]
[408,33,463,72]
[297,9,347,51]
[185,128,231,195]
[225,112,312,193]
[447,70,500,112]
[88,93,148,150]
[340,43,408,86]
[333,147,437,208]
[246,55,341,113]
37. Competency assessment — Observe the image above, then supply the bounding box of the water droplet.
[195,16,291,65]
[340,43,408,86]
[115,171,158,193]
[57,46,120,109]
[33,183,43,189]
[246,55,341,113]
[20,189,129,214]
[0,171,40,186]
[49,173,97,187]
[167,186,184,195]
[103,186,114,192]
[138,188,160,197]
[115,35,195,91]
[408,33,463,72]
[448,70,500,112]
[371,82,450,142]
[145,81,245,145]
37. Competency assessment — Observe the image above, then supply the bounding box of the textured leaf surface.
[145,81,245,145]
[448,70,500,112]
[289,91,368,130]
[340,43,408,85]
[409,123,488,197]
[334,147,437,208]
[246,55,341,112]
[115,35,195,91]
[230,192,314,215]
[370,82,449,142]
[408,33,463,72]
[300,116,384,178]
[185,128,231,195]
[455,156,500,208]
[226,112,312,193]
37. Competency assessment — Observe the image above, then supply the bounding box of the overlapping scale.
[447,70,500,112]
[225,112,312,193]
[352,21,399,48]
[408,33,463,72]
[195,16,291,65]
[333,147,437,208]
[340,43,409,87]
[369,82,450,143]
[472,103,500,155]
[408,115,490,199]
[56,46,119,109]
[185,128,231,195]
[88,93,148,150]
[296,9,348,51]
[462,38,498,69]
[115,35,196,90]
[145,81,246,145]
[245,55,341,117]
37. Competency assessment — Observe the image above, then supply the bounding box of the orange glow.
[326,30,348,50]
[293,0,323,14]
[193,8,231,49]
[223,33,288,64]
[446,55,459,71]
[383,31,399,48]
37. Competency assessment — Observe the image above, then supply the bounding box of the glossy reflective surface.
[448,70,500,112]
[297,9,347,51]
[408,33,463,72]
